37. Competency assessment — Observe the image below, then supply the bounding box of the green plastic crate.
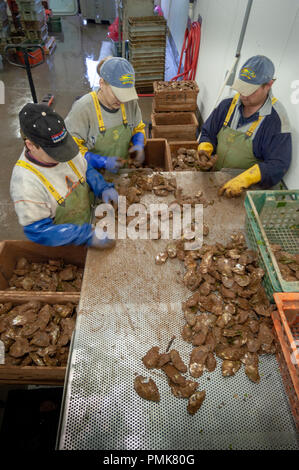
[245,190,299,301]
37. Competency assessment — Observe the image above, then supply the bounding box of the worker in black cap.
[10,103,118,248]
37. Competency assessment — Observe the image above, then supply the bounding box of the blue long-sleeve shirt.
[199,91,292,187]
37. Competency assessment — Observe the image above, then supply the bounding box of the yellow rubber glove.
[197,142,214,156]
[218,164,261,198]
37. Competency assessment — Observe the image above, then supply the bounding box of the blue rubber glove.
[24,217,93,246]
[105,157,123,173]
[86,163,114,198]
[102,187,119,205]
[85,151,122,173]
[129,132,145,165]
[88,232,116,250]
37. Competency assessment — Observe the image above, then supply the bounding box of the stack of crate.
[128,16,167,93]
[151,80,199,145]
[16,0,48,44]
[0,0,10,55]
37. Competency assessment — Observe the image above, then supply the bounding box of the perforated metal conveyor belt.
[57,172,299,450]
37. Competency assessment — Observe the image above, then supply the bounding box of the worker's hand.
[104,156,123,173]
[102,187,119,205]
[129,132,145,165]
[197,142,213,156]
[218,164,262,198]
[218,179,246,197]
[129,144,145,165]
[85,152,122,173]
[89,231,116,250]
[197,151,218,171]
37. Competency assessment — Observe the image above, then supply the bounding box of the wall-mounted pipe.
[226,0,253,86]
[213,0,253,110]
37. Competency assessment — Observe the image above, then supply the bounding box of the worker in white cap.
[198,55,292,197]
[65,56,146,172]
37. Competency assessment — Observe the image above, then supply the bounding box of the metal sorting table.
[57,172,299,450]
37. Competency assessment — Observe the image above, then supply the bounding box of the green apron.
[214,92,262,171]
[16,159,93,226]
[89,91,132,160]
[54,180,94,225]
[215,126,259,170]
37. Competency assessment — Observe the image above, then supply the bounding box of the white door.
[48,0,78,15]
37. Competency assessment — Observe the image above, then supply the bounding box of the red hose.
[171,21,201,81]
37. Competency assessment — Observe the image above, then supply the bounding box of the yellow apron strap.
[90,91,106,133]
[67,161,85,184]
[16,160,65,205]
[246,115,264,137]
[224,93,277,138]
[246,96,277,137]
[223,93,240,127]
[246,97,276,137]
[120,103,128,126]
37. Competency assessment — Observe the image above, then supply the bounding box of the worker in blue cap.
[65,56,146,173]
[198,55,292,197]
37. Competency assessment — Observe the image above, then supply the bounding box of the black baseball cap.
[19,103,79,163]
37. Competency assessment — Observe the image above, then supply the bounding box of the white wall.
[192,0,299,189]
[161,0,189,55]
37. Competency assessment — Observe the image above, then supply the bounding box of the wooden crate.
[151,112,198,141]
[144,138,172,171]
[0,240,87,295]
[0,293,78,385]
[153,80,199,112]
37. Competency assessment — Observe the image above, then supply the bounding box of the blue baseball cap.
[232,55,275,96]
[99,57,138,102]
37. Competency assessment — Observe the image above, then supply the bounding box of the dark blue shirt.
[199,93,292,187]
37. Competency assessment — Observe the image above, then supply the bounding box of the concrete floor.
[0,14,153,434]
[0,15,153,241]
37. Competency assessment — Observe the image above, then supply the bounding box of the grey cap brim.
[41,133,80,163]
[231,78,261,97]
[110,84,138,102]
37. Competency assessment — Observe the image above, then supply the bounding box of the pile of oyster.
[171,148,219,171]
[271,244,299,282]
[155,233,277,384]
[96,172,178,234]
[155,81,198,92]
[97,174,211,241]
[125,157,163,172]
[0,300,76,367]
[172,148,201,171]
[134,346,206,415]
[120,172,177,199]
[6,258,83,292]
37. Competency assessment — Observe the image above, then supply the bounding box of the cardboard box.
[0,240,86,295]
